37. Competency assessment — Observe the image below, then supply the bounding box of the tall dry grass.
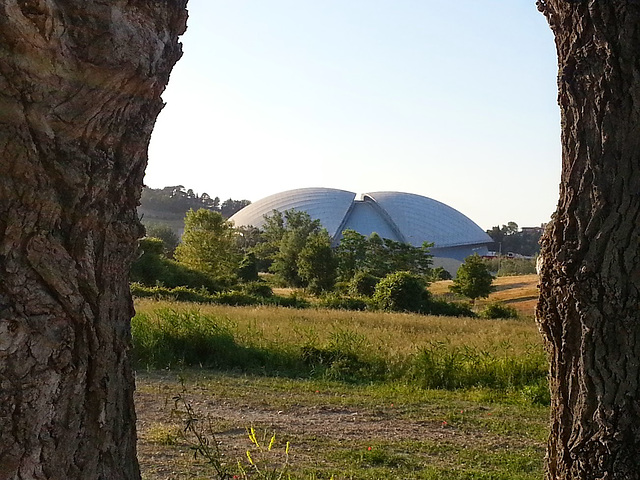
[133,299,547,402]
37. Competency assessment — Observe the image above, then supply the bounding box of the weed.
[237,427,291,480]
[145,422,183,446]
[172,392,235,479]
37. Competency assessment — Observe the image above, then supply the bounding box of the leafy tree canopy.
[486,221,542,257]
[297,230,338,294]
[449,254,495,303]
[140,186,250,218]
[336,230,433,280]
[174,209,241,280]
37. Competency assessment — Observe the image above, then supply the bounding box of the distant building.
[230,188,492,274]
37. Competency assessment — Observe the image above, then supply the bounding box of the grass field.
[134,274,548,479]
[429,274,539,317]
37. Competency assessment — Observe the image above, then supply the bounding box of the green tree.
[383,238,433,276]
[335,229,368,280]
[449,254,495,304]
[237,252,259,283]
[144,223,180,257]
[364,233,389,278]
[262,210,322,287]
[174,209,240,280]
[130,238,220,292]
[297,231,338,295]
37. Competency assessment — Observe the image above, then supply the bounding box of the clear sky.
[146,0,561,231]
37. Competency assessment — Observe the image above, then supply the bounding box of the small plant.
[423,298,475,317]
[241,281,274,298]
[173,393,235,479]
[237,427,291,480]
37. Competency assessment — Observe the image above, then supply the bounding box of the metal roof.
[230,188,491,249]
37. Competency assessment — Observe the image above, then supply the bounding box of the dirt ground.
[135,372,544,479]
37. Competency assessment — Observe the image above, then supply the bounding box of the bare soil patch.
[135,371,545,479]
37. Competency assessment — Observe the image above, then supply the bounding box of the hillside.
[430,273,539,317]
[138,185,251,234]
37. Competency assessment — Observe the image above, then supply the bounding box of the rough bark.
[536,1,640,479]
[0,1,187,478]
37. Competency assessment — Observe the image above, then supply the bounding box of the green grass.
[133,298,549,479]
[136,371,548,480]
[132,301,548,402]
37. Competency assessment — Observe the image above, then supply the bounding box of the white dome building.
[230,188,492,271]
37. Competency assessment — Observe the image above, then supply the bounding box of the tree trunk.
[536,2,640,478]
[0,2,186,478]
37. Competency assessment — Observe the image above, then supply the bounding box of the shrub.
[318,293,369,311]
[212,291,261,306]
[241,281,274,298]
[481,302,519,319]
[131,237,223,293]
[424,299,475,317]
[130,284,216,303]
[372,271,430,313]
[348,271,380,297]
[270,293,311,309]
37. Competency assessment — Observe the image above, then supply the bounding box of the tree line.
[140,185,251,218]
[485,221,543,257]
[133,207,495,315]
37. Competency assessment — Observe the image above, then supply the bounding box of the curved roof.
[230,187,491,250]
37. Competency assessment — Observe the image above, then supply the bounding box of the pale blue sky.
[146,0,561,230]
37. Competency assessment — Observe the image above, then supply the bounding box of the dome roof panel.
[364,191,492,248]
[230,187,356,237]
[230,188,491,253]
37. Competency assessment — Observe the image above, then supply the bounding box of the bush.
[480,302,519,319]
[212,291,262,306]
[130,284,214,303]
[372,271,430,313]
[241,281,274,298]
[318,293,369,311]
[270,292,311,309]
[424,299,475,317]
[348,271,380,297]
[130,239,223,294]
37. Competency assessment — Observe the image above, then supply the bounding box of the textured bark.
[536,1,640,479]
[0,1,187,479]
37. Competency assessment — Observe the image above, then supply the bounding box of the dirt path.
[135,372,545,479]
